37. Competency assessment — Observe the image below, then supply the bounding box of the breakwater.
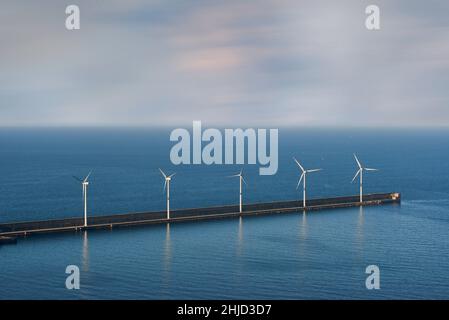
[0,192,400,240]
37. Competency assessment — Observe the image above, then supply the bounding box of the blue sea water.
[0,128,449,299]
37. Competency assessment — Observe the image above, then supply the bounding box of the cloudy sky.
[1,0,448,127]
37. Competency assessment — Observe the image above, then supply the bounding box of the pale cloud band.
[1,0,448,127]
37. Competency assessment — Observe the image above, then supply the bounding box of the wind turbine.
[229,169,247,213]
[73,171,92,228]
[293,158,322,209]
[352,154,378,203]
[159,168,175,220]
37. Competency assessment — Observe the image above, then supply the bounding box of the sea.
[0,127,448,299]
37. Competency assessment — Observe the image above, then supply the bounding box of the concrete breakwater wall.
[0,192,400,239]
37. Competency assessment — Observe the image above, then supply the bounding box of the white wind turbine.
[352,154,378,203]
[73,171,92,228]
[293,158,322,209]
[229,169,247,213]
[159,168,175,220]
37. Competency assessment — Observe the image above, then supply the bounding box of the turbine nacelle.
[73,170,92,185]
[351,154,378,183]
[293,157,322,189]
[229,169,247,186]
[159,168,175,192]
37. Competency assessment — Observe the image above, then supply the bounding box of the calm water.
[0,128,449,299]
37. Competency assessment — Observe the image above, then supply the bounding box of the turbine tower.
[229,169,247,213]
[159,168,175,220]
[293,158,322,209]
[73,171,92,228]
[352,154,378,203]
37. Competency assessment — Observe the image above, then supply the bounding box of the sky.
[1,0,448,127]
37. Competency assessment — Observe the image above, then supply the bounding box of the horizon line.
[0,124,449,130]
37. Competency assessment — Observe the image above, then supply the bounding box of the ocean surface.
[0,128,449,299]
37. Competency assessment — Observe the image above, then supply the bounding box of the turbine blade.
[351,169,361,183]
[83,170,92,183]
[307,168,322,173]
[227,174,240,178]
[163,180,167,193]
[293,157,305,173]
[73,176,83,182]
[241,176,248,186]
[168,173,176,178]
[365,168,378,171]
[354,154,362,169]
[159,168,167,178]
[240,168,243,176]
[296,173,304,190]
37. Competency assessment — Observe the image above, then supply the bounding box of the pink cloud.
[176,47,245,72]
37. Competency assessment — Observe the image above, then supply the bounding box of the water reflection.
[82,231,89,272]
[299,211,308,241]
[355,206,365,252]
[161,223,173,297]
[297,211,309,258]
[163,223,172,271]
[237,216,243,257]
